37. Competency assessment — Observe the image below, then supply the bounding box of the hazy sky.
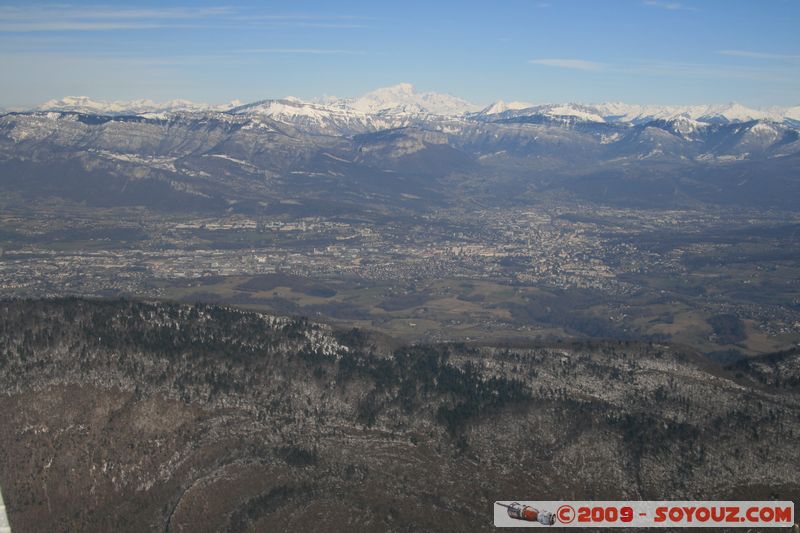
[1,0,798,107]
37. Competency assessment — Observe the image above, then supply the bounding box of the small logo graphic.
[557,504,576,524]
[496,502,556,525]
[494,501,794,528]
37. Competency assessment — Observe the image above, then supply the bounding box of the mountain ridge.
[18,83,800,126]
[2,101,800,213]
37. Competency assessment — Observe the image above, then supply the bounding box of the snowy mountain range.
[324,82,482,116]
[2,82,799,213]
[21,84,799,128]
[34,96,243,116]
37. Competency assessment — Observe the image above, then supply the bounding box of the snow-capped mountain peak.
[228,98,384,135]
[343,83,482,116]
[539,103,606,123]
[588,102,781,125]
[482,102,607,124]
[20,88,799,129]
[38,96,138,114]
[35,96,240,115]
[657,114,708,139]
[697,102,771,124]
[783,106,800,125]
[479,100,535,115]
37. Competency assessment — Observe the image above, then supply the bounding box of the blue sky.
[0,0,798,107]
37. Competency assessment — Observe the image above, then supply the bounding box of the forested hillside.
[0,299,797,531]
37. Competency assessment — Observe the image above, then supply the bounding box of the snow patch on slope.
[229,98,384,134]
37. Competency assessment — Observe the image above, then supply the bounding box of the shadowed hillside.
[0,298,798,531]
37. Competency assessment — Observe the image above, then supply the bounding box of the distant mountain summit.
[316,83,482,116]
[34,96,242,115]
[478,100,535,115]
[345,82,482,115]
[590,101,782,124]
[480,101,791,125]
[227,98,385,135]
[483,102,608,123]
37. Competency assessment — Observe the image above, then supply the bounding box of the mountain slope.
[228,98,385,136]
[2,92,800,213]
[0,298,798,531]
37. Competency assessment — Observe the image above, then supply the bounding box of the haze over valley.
[2,83,799,357]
